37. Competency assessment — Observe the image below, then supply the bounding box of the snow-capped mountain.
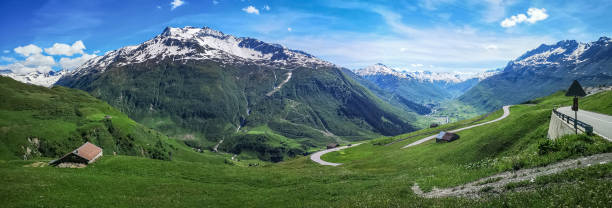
[350,63,500,110]
[511,37,611,68]
[404,70,499,83]
[72,26,332,77]
[57,26,418,157]
[460,37,612,111]
[353,63,499,84]
[0,70,66,87]
[354,63,407,78]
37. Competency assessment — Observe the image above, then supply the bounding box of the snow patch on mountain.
[354,63,407,78]
[74,26,332,75]
[1,70,66,87]
[509,38,612,67]
[354,64,500,83]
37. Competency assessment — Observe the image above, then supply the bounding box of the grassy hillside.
[0,90,610,207]
[0,76,175,160]
[580,90,612,115]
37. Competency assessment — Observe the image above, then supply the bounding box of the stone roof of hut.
[73,142,102,161]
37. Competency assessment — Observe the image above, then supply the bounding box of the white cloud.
[400,48,407,52]
[157,5,162,9]
[59,53,97,70]
[93,50,101,54]
[1,41,97,75]
[14,44,42,57]
[411,63,425,67]
[212,0,219,5]
[171,0,185,10]
[0,53,56,74]
[44,40,86,56]
[3,50,8,53]
[263,5,271,11]
[242,6,259,15]
[1,56,16,62]
[500,8,548,28]
[287,27,292,32]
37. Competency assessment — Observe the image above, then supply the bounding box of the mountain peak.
[161,26,227,39]
[354,63,407,78]
[354,64,500,83]
[74,26,333,74]
[510,37,611,67]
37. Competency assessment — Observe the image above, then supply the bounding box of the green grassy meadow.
[1,87,611,207]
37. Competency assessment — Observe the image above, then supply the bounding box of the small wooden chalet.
[435,131,459,143]
[430,123,439,128]
[326,143,339,149]
[49,142,103,166]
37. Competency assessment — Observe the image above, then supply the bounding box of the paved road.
[557,106,612,141]
[310,143,363,166]
[402,105,512,149]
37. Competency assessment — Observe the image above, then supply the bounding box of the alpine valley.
[3,2,612,207]
[3,26,612,161]
[54,26,421,161]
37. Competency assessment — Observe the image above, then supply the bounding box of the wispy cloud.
[271,7,552,72]
[501,8,549,28]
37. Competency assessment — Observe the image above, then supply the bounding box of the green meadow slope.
[0,76,179,160]
[0,90,610,207]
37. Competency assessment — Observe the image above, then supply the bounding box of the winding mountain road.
[557,106,612,141]
[402,105,512,149]
[310,143,363,166]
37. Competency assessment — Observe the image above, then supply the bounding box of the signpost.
[565,80,587,134]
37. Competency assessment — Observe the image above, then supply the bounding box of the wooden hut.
[435,131,459,143]
[326,143,339,149]
[49,142,103,166]
[430,123,439,128]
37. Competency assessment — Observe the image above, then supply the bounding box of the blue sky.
[1,0,611,74]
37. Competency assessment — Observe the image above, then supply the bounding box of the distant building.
[104,115,112,119]
[326,143,339,149]
[49,142,103,166]
[430,123,439,128]
[435,131,459,143]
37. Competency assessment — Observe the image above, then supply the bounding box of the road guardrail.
[552,108,594,135]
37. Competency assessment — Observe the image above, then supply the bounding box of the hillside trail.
[411,152,611,198]
[310,143,363,166]
[402,105,512,149]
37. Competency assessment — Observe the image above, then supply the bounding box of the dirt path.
[266,71,292,96]
[412,152,612,198]
[402,105,512,149]
[310,143,363,166]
